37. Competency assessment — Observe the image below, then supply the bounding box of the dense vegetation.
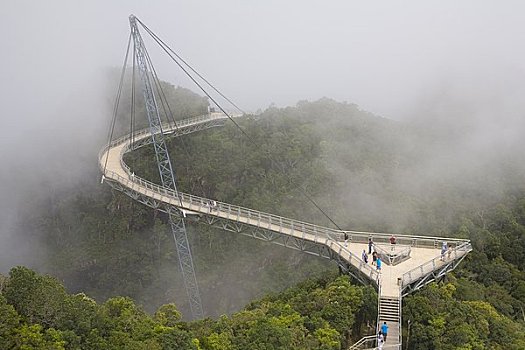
[0,267,375,349]
[6,83,525,348]
[403,194,525,349]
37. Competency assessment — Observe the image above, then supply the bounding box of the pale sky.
[2,1,525,120]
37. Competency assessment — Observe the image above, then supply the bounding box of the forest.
[2,84,525,349]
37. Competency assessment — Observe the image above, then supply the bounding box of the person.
[372,251,378,266]
[344,232,349,247]
[381,321,388,341]
[368,237,373,254]
[362,250,368,263]
[211,200,217,211]
[376,257,382,272]
[447,243,453,260]
[377,332,384,349]
[389,235,396,244]
[441,241,448,261]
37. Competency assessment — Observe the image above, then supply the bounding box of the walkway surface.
[343,243,441,297]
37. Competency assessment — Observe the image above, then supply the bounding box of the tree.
[0,294,20,349]
[3,266,68,328]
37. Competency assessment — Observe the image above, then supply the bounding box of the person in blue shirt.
[376,257,382,271]
[381,322,388,341]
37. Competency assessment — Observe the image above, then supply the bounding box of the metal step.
[378,295,401,345]
[379,316,399,323]
[379,312,399,318]
[379,304,399,311]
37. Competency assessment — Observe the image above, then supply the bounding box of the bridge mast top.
[128,14,178,192]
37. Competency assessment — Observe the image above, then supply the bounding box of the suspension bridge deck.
[99,113,471,291]
[99,113,472,349]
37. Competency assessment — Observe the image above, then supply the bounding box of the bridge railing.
[374,244,411,266]
[117,153,346,244]
[99,112,468,290]
[99,113,228,156]
[348,335,401,350]
[117,165,346,243]
[101,166,380,276]
[103,113,347,241]
[329,243,380,283]
[400,240,472,287]
[348,334,377,349]
[98,114,389,283]
[341,230,468,250]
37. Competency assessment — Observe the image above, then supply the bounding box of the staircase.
[378,296,401,344]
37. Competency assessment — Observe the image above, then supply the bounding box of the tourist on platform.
[389,235,396,244]
[447,243,453,260]
[362,250,368,263]
[344,232,349,247]
[372,251,378,266]
[376,257,382,272]
[368,237,373,254]
[440,241,448,261]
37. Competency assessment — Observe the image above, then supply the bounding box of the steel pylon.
[129,15,203,319]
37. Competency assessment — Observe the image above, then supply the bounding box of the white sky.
[2,0,525,119]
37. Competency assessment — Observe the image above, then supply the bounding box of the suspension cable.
[137,18,245,115]
[140,35,209,198]
[136,20,342,230]
[130,39,137,151]
[104,32,132,175]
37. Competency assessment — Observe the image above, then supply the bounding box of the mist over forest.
[2,1,525,349]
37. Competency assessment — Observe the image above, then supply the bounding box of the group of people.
[346,235,400,272]
[204,200,218,212]
[358,237,387,272]
[376,321,389,348]
[440,241,454,261]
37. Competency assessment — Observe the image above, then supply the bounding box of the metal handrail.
[349,273,383,349]
[343,231,468,249]
[401,241,472,286]
[397,286,402,348]
[101,167,382,282]
[376,281,382,336]
[348,335,377,350]
[99,113,383,282]
[99,112,470,291]
[100,114,346,239]
[99,112,470,251]
[374,244,411,266]
[349,337,401,350]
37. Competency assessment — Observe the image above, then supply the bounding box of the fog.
[1,1,525,312]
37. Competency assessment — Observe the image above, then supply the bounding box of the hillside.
[7,84,525,348]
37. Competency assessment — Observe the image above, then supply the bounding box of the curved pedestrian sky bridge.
[99,112,472,349]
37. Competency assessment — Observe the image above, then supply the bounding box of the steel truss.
[401,253,468,297]
[129,15,203,319]
[104,177,375,288]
